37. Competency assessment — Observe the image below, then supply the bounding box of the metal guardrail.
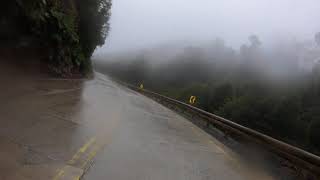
[117,80,320,178]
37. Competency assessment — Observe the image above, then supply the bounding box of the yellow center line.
[81,143,103,169]
[68,137,96,165]
[53,137,96,180]
[80,137,96,153]
[53,169,65,180]
[53,116,120,180]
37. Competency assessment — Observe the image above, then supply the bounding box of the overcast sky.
[94,0,320,55]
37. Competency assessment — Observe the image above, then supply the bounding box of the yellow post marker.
[189,96,196,105]
[139,83,144,89]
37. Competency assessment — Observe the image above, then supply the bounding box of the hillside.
[1,0,112,77]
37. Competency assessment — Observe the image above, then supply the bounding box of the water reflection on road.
[0,63,283,179]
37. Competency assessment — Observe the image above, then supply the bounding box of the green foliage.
[7,0,111,76]
[78,0,112,58]
[308,119,320,149]
[99,40,320,154]
[208,83,233,111]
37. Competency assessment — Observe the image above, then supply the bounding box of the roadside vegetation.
[1,0,111,76]
[97,34,320,155]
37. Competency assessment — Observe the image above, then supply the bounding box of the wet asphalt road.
[81,74,276,180]
[0,62,279,180]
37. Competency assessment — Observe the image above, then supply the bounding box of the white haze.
[94,0,320,56]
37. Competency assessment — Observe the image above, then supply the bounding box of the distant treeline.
[97,34,320,154]
[1,0,111,76]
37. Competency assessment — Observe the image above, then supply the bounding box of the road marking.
[68,137,96,165]
[53,165,83,180]
[81,143,102,169]
[52,111,119,180]
[53,137,97,180]
[53,170,65,180]
[79,138,96,153]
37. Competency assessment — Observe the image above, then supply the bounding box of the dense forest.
[1,0,112,76]
[96,34,320,154]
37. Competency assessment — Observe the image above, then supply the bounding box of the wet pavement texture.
[0,61,286,180]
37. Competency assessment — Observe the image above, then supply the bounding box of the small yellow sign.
[139,83,144,89]
[189,96,196,104]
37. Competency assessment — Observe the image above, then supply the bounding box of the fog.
[94,0,320,56]
[92,0,320,157]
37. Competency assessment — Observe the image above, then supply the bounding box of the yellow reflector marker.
[139,83,144,89]
[189,96,196,104]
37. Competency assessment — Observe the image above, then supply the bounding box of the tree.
[249,35,261,49]
[308,119,320,150]
[77,0,112,58]
[208,83,233,111]
[4,0,112,76]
